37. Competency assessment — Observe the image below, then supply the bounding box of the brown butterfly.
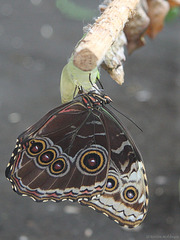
[5,91,149,228]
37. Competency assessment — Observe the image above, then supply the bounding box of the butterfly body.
[6,91,148,228]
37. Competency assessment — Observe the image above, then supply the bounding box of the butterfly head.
[81,92,112,109]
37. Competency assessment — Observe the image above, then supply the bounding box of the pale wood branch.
[73,0,139,71]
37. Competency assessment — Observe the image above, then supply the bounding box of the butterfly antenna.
[109,103,143,132]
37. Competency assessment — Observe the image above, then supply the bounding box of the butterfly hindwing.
[80,106,149,228]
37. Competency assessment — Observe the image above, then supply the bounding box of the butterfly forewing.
[6,100,110,202]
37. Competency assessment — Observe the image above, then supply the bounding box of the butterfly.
[5,91,149,228]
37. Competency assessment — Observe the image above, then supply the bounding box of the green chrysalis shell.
[60,55,99,103]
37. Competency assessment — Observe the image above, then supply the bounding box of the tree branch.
[73,0,139,71]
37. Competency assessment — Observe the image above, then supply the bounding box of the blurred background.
[0,1,180,239]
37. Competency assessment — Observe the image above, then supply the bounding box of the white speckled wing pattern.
[80,160,148,228]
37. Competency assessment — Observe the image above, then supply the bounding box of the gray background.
[0,1,180,240]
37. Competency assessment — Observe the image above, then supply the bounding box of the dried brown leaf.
[124,1,150,54]
[168,0,180,7]
[146,0,170,38]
